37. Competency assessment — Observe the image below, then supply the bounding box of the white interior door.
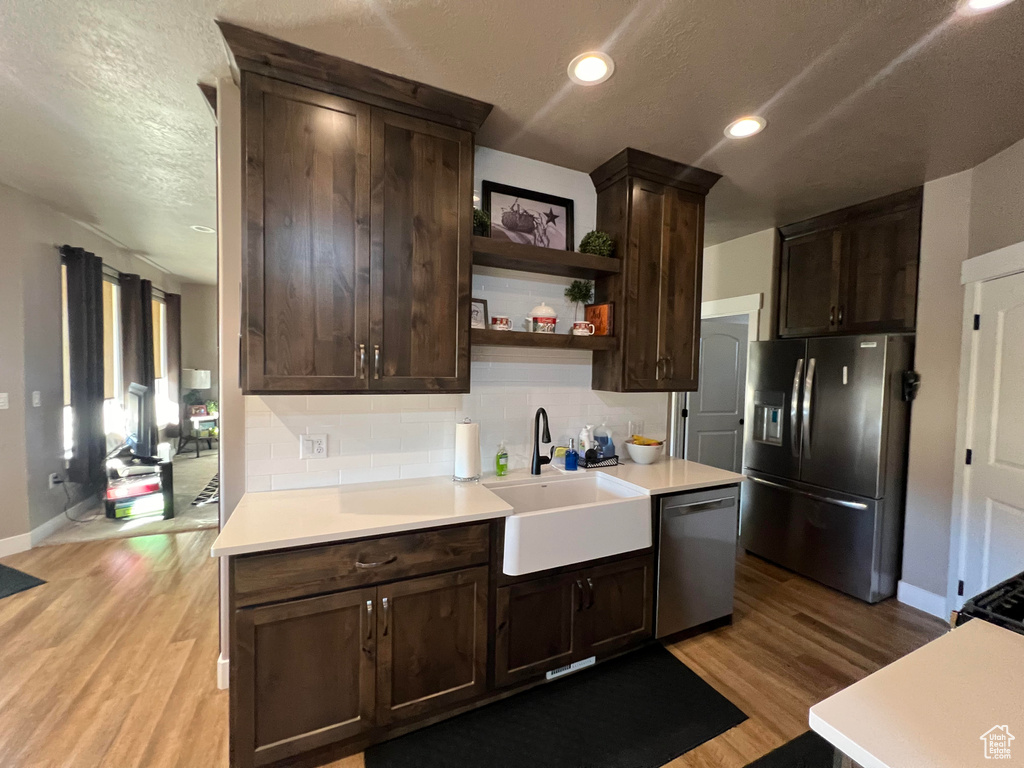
[684,317,748,472]
[960,270,1024,599]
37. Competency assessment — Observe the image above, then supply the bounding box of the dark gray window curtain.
[61,246,105,485]
[165,293,182,429]
[119,273,158,449]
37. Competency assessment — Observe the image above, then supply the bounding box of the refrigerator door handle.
[746,475,868,510]
[790,358,803,458]
[802,358,816,458]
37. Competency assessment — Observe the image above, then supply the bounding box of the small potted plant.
[473,208,491,237]
[578,230,615,258]
[565,279,594,321]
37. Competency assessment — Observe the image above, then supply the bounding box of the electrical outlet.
[0,393,8,410]
[48,473,62,489]
[300,434,327,459]
[32,391,41,407]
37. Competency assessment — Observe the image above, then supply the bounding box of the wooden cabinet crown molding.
[216,20,493,133]
[589,147,721,197]
[779,186,923,239]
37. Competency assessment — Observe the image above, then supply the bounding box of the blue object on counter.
[565,438,578,471]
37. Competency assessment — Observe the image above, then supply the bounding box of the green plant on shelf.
[473,208,491,237]
[578,230,615,258]
[565,279,594,321]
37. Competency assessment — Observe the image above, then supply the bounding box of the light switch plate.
[32,391,41,407]
[300,434,327,459]
[0,393,8,410]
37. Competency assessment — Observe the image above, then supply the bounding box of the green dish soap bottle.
[495,443,509,477]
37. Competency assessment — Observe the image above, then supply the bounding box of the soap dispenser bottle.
[495,443,509,477]
[565,439,579,472]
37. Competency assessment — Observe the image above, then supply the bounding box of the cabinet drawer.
[233,523,490,607]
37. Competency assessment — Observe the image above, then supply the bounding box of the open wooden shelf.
[471,236,621,279]
[471,328,617,351]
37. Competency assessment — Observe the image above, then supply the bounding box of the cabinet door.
[838,205,921,333]
[376,567,488,725]
[623,180,667,390]
[494,573,582,686]
[579,556,654,658]
[232,588,376,767]
[778,229,841,337]
[658,188,704,390]
[242,74,371,393]
[370,108,472,392]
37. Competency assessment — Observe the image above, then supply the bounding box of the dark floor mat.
[191,474,219,506]
[745,731,836,768]
[0,563,46,600]
[365,644,747,768]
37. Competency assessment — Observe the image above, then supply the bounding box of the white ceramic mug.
[572,321,596,336]
[491,316,512,331]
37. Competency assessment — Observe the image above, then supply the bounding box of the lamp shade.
[182,368,211,390]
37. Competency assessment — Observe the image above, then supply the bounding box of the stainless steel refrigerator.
[740,334,914,603]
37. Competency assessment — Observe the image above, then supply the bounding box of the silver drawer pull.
[355,555,397,569]
[365,599,373,640]
[664,497,734,516]
[746,475,868,510]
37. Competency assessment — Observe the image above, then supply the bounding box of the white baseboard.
[29,509,72,546]
[217,653,230,690]
[0,532,32,559]
[897,580,947,620]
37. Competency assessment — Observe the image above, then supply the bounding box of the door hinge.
[973,314,981,331]
[965,449,973,465]
[681,408,688,418]
[958,580,965,597]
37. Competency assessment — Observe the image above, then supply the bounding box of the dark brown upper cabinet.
[226,23,491,394]
[589,149,721,393]
[777,187,922,338]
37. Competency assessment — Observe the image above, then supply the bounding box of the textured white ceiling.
[2,0,1023,283]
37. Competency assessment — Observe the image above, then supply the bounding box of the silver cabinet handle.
[358,343,366,379]
[838,305,844,325]
[791,358,803,458]
[654,358,662,381]
[575,579,585,612]
[365,599,374,640]
[829,306,835,326]
[666,356,674,380]
[802,358,816,458]
[374,344,381,380]
[381,596,389,637]
[746,475,868,510]
[355,554,397,569]
[585,577,594,609]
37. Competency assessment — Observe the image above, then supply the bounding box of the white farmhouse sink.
[488,474,651,576]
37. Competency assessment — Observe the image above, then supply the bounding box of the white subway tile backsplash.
[243,275,669,494]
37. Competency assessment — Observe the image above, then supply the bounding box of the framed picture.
[482,181,574,251]
[189,404,208,417]
[470,298,489,330]
[585,302,614,336]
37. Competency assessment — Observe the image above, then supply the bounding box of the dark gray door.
[800,335,887,498]
[684,319,748,472]
[743,338,807,481]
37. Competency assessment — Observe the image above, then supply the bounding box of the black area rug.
[745,731,836,768]
[0,564,45,600]
[191,474,219,506]
[365,644,747,768]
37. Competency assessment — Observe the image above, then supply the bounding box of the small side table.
[177,413,219,458]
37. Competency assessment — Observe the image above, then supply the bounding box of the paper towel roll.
[454,420,481,481]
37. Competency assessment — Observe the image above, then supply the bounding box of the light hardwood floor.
[0,529,946,768]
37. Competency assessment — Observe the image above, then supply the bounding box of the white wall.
[180,282,220,401]
[701,228,778,339]
[969,137,1024,259]
[900,170,973,600]
[0,181,181,549]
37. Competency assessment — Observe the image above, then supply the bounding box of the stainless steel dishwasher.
[655,485,740,639]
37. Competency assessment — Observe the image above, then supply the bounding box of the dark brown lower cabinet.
[232,567,488,767]
[232,587,377,767]
[376,567,488,724]
[494,555,654,687]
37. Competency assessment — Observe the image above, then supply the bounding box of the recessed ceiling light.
[959,0,1016,13]
[724,116,767,139]
[191,225,216,233]
[567,52,615,85]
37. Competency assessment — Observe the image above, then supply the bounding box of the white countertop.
[211,458,744,557]
[810,619,1024,768]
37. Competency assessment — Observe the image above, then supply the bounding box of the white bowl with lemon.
[624,435,664,465]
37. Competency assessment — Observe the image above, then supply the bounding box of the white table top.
[810,619,1024,768]
[211,458,744,557]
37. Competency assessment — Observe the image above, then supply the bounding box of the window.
[102,278,124,439]
[152,297,176,427]
[61,265,73,460]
